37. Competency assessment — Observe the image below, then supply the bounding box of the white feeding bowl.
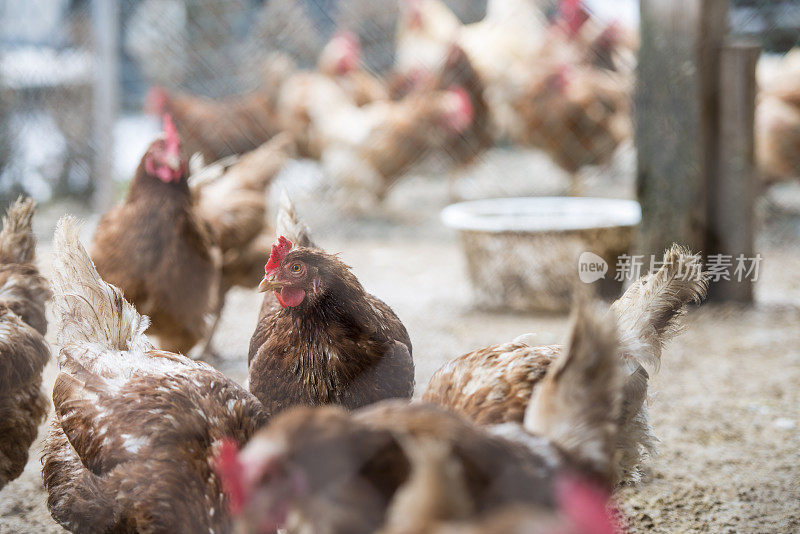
[442,197,642,312]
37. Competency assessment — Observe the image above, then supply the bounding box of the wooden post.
[707,39,760,302]
[635,0,729,255]
[91,0,119,212]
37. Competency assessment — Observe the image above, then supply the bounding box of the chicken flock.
[142,0,800,199]
[0,127,709,532]
[11,0,800,532]
[144,0,638,206]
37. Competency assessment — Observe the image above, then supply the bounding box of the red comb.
[162,114,180,155]
[265,236,293,276]
[556,475,621,534]
[214,438,247,515]
[560,0,590,37]
[443,85,474,133]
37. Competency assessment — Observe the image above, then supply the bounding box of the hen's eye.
[290,263,302,273]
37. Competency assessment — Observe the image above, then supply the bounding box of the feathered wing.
[51,216,152,360]
[276,189,316,249]
[610,244,709,371]
[524,302,622,484]
[191,133,292,254]
[609,244,709,482]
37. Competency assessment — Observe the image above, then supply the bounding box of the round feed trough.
[442,197,642,312]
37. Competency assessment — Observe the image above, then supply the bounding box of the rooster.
[0,197,51,491]
[91,114,221,355]
[248,195,414,415]
[41,217,268,533]
[219,300,626,534]
[423,245,708,483]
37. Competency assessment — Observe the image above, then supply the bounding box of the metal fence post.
[91,0,119,212]
[708,38,760,302]
[635,0,730,255]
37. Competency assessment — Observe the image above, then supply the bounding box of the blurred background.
[0,0,798,260]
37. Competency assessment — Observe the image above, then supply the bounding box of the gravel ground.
[1,152,799,533]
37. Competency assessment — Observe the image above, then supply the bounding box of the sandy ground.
[1,151,799,533]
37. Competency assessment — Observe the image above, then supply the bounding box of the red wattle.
[275,287,306,308]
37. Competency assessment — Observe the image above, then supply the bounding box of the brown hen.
[248,196,414,416]
[423,245,708,483]
[0,197,51,491]
[91,115,221,354]
[42,217,268,533]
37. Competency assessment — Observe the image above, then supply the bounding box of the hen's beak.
[258,275,283,293]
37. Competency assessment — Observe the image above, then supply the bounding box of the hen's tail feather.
[524,301,622,484]
[609,244,708,483]
[610,244,709,372]
[276,189,316,249]
[0,196,37,264]
[51,217,151,355]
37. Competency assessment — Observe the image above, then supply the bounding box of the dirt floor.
[1,151,799,533]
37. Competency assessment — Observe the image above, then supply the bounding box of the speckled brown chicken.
[0,197,51,491]
[423,245,708,483]
[248,196,414,416]
[42,217,268,533]
[221,300,625,534]
[91,116,221,355]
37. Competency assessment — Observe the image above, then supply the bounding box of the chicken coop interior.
[0,0,799,532]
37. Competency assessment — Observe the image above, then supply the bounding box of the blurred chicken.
[189,134,292,353]
[389,43,492,197]
[429,45,494,183]
[756,95,800,185]
[507,62,631,193]
[317,30,389,106]
[543,0,638,72]
[756,49,800,184]
[0,198,51,491]
[222,300,625,533]
[278,31,389,159]
[380,437,621,534]
[394,0,461,77]
[423,245,708,483]
[314,84,475,210]
[42,217,268,533]
[393,0,545,141]
[758,47,800,108]
[91,115,221,354]
[144,53,294,162]
[248,195,414,416]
